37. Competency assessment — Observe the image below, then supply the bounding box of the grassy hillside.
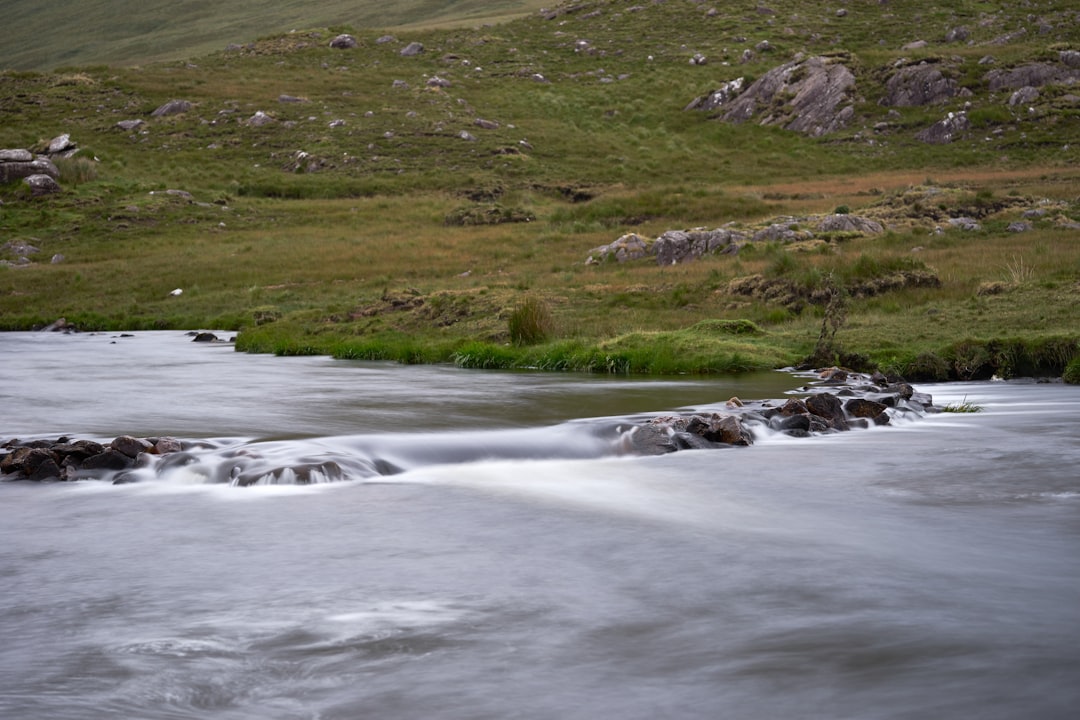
[0,0,548,71]
[1,0,1079,381]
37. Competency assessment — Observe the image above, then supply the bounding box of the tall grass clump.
[508,295,554,345]
[54,156,98,185]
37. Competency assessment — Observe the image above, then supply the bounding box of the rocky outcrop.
[653,228,743,265]
[1,435,185,482]
[880,61,964,106]
[151,99,193,117]
[586,213,884,266]
[0,150,59,184]
[707,54,858,137]
[916,111,970,144]
[985,61,1080,91]
[816,214,884,234]
[621,370,937,455]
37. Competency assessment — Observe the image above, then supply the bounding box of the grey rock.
[24,174,61,196]
[816,215,884,234]
[246,111,275,126]
[329,34,358,49]
[47,134,75,155]
[986,62,1079,91]
[116,119,144,130]
[1007,221,1032,233]
[376,35,396,44]
[945,26,969,42]
[654,228,744,265]
[400,41,424,57]
[685,77,745,111]
[915,111,970,144]
[587,233,649,264]
[0,148,33,162]
[152,99,192,116]
[752,223,813,243]
[1008,86,1040,106]
[881,62,961,106]
[0,156,59,183]
[948,217,981,231]
[719,55,857,136]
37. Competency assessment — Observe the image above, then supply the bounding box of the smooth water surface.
[2,332,1078,719]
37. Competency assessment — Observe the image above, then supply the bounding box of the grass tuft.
[508,295,554,346]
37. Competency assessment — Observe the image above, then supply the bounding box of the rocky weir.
[2,368,935,486]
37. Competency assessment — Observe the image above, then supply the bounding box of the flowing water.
[2,331,1078,719]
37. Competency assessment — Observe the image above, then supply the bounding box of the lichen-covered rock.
[816,215,884,234]
[587,233,649,264]
[0,153,59,184]
[718,55,857,137]
[915,111,970,144]
[1008,86,1040,106]
[653,228,743,265]
[985,62,1080,91]
[880,62,962,106]
[25,174,61,196]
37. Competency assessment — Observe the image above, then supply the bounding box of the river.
[2,331,1078,719]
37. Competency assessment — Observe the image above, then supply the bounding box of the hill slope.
[1,0,1078,380]
[0,0,547,70]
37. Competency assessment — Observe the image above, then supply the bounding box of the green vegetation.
[941,397,984,414]
[1,0,1079,381]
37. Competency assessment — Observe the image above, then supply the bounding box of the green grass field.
[2,0,1078,380]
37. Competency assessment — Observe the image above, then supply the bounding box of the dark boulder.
[845,397,889,419]
[685,414,754,446]
[805,393,849,431]
[625,423,677,455]
[112,435,152,459]
[81,448,135,473]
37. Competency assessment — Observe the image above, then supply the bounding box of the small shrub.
[689,319,764,335]
[1064,356,1080,385]
[444,204,535,226]
[508,295,554,345]
[766,249,799,277]
[833,205,850,215]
